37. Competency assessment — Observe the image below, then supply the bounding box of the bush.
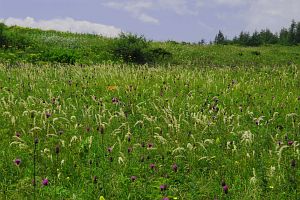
[40,49,78,65]
[0,23,9,47]
[112,33,171,64]
[0,23,31,49]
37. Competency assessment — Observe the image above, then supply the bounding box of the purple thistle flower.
[55,145,60,154]
[160,184,167,191]
[42,178,49,186]
[14,158,21,166]
[150,163,155,170]
[172,163,178,172]
[288,141,294,146]
[128,147,133,153]
[45,112,51,118]
[162,197,170,200]
[291,159,296,168]
[147,143,153,148]
[112,97,119,104]
[130,176,137,182]
[15,132,21,137]
[223,185,229,194]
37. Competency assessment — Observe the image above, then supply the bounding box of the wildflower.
[288,141,294,146]
[162,197,170,200]
[172,163,178,172]
[223,185,229,194]
[291,159,296,168]
[15,132,21,137]
[107,147,112,153]
[55,145,60,154]
[150,163,155,170]
[147,143,153,149]
[112,97,119,104]
[130,176,137,182]
[14,158,21,166]
[45,112,51,118]
[42,178,49,186]
[160,184,167,191]
[128,147,133,154]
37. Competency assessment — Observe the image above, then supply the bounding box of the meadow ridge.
[0,62,299,199]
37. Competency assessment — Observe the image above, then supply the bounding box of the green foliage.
[0,63,299,199]
[220,20,300,46]
[0,23,8,47]
[214,30,226,44]
[112,33,171,64]
[112,33,150,64]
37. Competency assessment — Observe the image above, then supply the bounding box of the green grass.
[1,25,300,67]
[0,63,299,199]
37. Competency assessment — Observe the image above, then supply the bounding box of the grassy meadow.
[0,62,299,199]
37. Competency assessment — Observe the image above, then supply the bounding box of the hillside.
[1,24,300,67]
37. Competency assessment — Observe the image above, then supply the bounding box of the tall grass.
[0,63,299,199]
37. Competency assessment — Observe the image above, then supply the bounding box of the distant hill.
[1,23,300,67]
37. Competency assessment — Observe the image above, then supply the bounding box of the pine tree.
[279,28,289,45]
[295,22,300,44]
[288,20,297,45]
[214,30,225,44]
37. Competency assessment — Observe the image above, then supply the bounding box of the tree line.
[214,20,300,46]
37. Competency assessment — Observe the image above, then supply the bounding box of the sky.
[0,0,300,42]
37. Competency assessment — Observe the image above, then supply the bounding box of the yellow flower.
[107,85,118,91]
[99,196,105,200]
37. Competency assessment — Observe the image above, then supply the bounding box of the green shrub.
[112,33,172,64]
[0,23,9,47]
[40,49,78,65]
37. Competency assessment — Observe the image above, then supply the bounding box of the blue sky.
[1,0,300,42]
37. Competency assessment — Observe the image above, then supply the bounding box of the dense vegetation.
[1,23,300,67]
[0,63,299,199]
[0,23,299,199]
[215,20,300,46]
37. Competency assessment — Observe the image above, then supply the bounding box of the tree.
[248,31,262,46]
[238,31,251,46]
[288,20,297,45]
[0,23,8,47]
[259,29,278,44]
[295,22,300,44]
[214,30,225,44]
[279,28,289,45]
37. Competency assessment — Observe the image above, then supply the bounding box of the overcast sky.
[1,0,300,42]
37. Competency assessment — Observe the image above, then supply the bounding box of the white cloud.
[2,17,122,37]
[243,0,300,32]
[158,0,197,15]
[139,13,160,24]
[104,1,159,24]
[103,0,200,24]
